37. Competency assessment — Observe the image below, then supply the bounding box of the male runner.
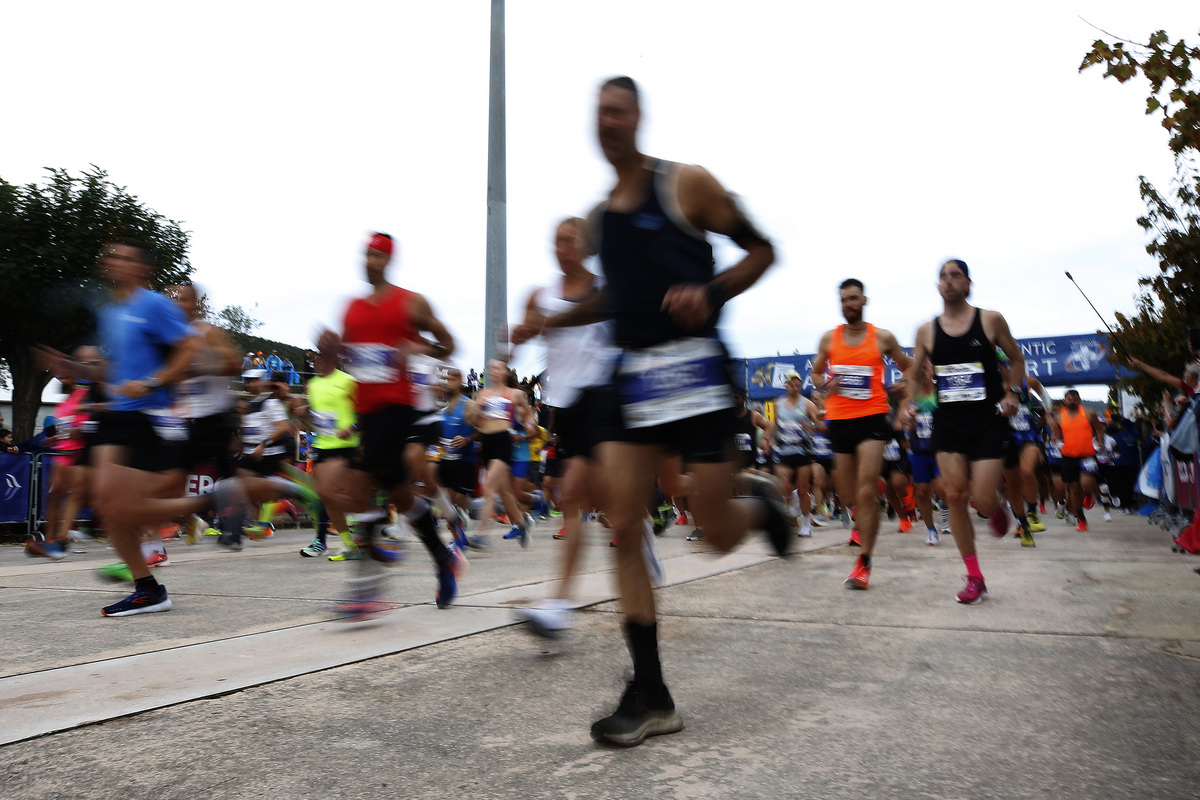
[999,353,1051,546]
[316,232,463,617]
[904,259,1024,604]
[301,349,360,558]
[1046,388,1106,532]
[810,279,911,590]
[770,371,819,536]
[538,77,788,746]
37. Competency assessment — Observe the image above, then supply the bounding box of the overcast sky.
[4,1,1197,396]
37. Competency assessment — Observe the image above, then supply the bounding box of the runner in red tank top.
[810,278,910,591]
[316,232,464,619]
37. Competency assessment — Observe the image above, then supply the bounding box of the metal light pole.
[484,0,507,367]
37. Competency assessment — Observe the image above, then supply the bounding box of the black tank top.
[930,308,1004,418]
[599,159,717,349]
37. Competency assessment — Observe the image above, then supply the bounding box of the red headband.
[367,233,393,255]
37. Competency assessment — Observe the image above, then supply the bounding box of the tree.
[217,304,263,336]
[0,167,192,439]
[1080,29,1200,413]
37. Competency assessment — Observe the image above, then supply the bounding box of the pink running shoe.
[987,507,1009,538]
[956,575,988,604]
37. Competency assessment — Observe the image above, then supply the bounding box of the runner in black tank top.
[904,259,1024,606]
[534,76,787,748]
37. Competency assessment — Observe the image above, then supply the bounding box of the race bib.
[1046,439,1063,459]
[1009,408,1031,432]
[916,411,933,440]
[778,421,805,445]
[439,437,462,461]
[311,411,337,436]
[811,434,832,458]
[735,432,753,452]
[831,365,874,400]
[145,410,188,442]
[345,344,401,384]
[935,362,986,403]
[617,338,733,429]
[883,440,901,461]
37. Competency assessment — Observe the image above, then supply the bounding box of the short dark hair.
[112,237,156,267]
[942,259,970,280]
[839,278,864,293]
[601,75,640,107]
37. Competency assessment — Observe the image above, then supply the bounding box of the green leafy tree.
[1081,29,1200,413]
[0,167,191,439]
[217,304,263,336]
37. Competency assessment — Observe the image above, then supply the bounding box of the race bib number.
[883,440,901,461]
[778,421,805,445]
[145,410,188,442]
[735,432,753,452]
[617,338,733,429]
[935,363,986,403]
[1081,458,1098,474]
[345,344,401,384]
[1046,439,1063,459]
[831,365,874,400]
[916,411,933,440]
[311,411,337,436]
[811,434,832,458]
[1009,408,1031,432]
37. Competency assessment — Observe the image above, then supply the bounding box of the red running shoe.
[146,551,170,568]
[987,507,1009,538]
[956,575,988,604]
[898,518,913,533]
[1076,520,1089,532]
[848,529,861,547]
[1083,494,1096,510]
[844,556,870,590]
[553,527,567,540]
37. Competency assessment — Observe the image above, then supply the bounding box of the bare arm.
[878,327,912,405]
[809,331,834,390]
[542,286,612,330]
[985,310,1023,416]
[1128,357,1184,390]
[408,293,455,359]
[900,323,934,427]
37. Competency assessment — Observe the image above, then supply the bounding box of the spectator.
[283,357,300,386]
[265,350,285,374]
[19,416,59,453]
[241,351,256,371]
[0,429,17,454]
[467,369,479,396]
[303,349,316,377]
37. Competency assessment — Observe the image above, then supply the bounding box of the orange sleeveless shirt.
[824,323,891,421]
[1059,408,1095,457]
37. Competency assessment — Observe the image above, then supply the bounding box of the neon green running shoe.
[97,562,133,582]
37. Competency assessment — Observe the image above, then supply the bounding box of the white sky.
[4,1,1197,399]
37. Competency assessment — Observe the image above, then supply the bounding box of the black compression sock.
[410,507,451,567]
[135,575,160,592]
[625,620,665,691]
[861,554,871,569]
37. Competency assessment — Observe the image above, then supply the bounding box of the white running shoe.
[514,599,575,639]
[798,520,813,538]
[1103,511,1113,522]
[926,528,940,546]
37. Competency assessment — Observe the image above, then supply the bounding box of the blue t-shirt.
[99,287,190,411]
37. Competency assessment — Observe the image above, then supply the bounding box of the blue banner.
[739,333,1120,400]
[0,453,33,523]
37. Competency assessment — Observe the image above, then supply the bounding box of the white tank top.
[173,324,234,418]
[536,278,616,408]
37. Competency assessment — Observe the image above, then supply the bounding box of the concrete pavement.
[1,509,1199,799]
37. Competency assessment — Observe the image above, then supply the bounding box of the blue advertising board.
[0,452,33,523]
[740,333,1119,400]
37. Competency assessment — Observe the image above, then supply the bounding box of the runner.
[36,239,252,616]
[770,371,819,536]
[810,278,911,590]
[998,352,1051,547]
[436,367,486,549]
[537,77,789,746]
[1046,388,1106,532]
[315,232,463,618]
[903,361,947,546]
[300,349,361,559]
[466,359,535,546]
[903,259,1024,604]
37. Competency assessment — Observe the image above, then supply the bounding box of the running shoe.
[1103,511,1113,522]
[328,545,361,561]
[146,551,170,567]
[243,521,274,540]
[217,533,244,552]
[300,538,327,557]
[686,528,704,541]
[1019,529,1037,548]
[844,556,870,590]
[591,681,684,747]
[67,528,93,541]
[898,517,913,533]
[848,529,861,547]
[744,476,792,557]
[1027,510,1046,532]
[609,536,618,548]
[676,511,689,526]
[466,535,490,550]
[97,562,133,582]
[1055,501,1066,520]
[549,509,563,518]
[1076,520,1089,532]
[987,506,1009,538]
[1066,512,1077,526]
[514,600,574,639]
[926,528,940,546]
[798,519,813,538]
[436,563,458,609]
[25,539,67,560]
[101,585,172,617]
[1083,494,1096,510]
[446,541,468,579]
[553,527,568,540]
[333,577,391,621]
[212,478,249,537]
[956,575,988,605]
[1038,502,1047,514]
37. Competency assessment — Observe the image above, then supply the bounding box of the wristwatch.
[142,376,163,389]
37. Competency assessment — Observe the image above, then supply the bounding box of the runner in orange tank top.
[1046,389,1105,531]
[810,278,910,591]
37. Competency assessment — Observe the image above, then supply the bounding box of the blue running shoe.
[101,585,172,617]
[503,526,522,540]
[436,564,458,609]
